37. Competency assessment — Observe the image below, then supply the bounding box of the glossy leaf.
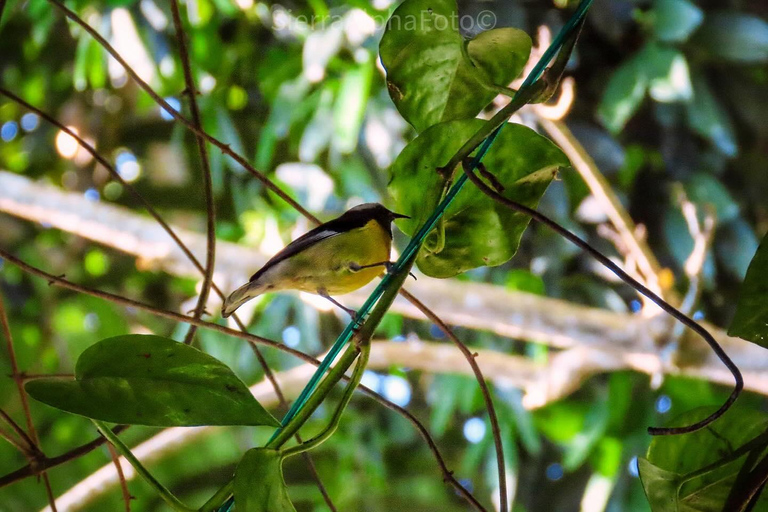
[729,233,768,346]
[379,0,530,132]
[686,73,738,156]
[693,12,768,63]
[598,54,647,133]
[390,119,569,277]
[639,406,768,512]
[25,335,280,427]
[652,0,703,43]
[234,448,296,512]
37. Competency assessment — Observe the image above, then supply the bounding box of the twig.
[0,425,128,489]
[400,288,507,511]
[460,161,742,435]
[106,443,132,512]
[169,0,216,346]
[0,420,34,455]
[1,292,57,511]
[0,409,36,456]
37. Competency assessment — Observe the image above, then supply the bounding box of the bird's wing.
[249,214,369,282]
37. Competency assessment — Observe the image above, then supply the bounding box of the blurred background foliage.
[0,0,767,510]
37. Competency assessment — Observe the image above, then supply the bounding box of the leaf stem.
[92,420,195,512]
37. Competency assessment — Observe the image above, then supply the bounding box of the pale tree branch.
[538,117,668,307]
[0,170,765,395]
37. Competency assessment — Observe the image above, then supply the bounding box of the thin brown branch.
[461,161,743,436]
[0,425,128,488]
[169,0,216,346]
[0,293,40,448]
[0,420,34,455]
[0,409,36,456]
[106,442,132,512]
[400,288,506,511]
[2,291,57,510]
[47,0,318,223]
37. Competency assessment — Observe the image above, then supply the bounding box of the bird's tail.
[221,279,268,318]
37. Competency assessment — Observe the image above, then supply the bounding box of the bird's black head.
[343,203,409,236]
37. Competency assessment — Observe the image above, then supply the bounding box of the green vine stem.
[282,340,371,459]
[269,251,417,450]
[92,420,195,512]
[199,480,235,512]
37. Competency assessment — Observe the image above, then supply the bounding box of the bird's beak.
[390,211,410,220]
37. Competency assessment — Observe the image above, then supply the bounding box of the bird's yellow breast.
[272,220,392,295]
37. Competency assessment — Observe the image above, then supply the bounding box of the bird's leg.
[317,288,358,320]
[349,261,393,272]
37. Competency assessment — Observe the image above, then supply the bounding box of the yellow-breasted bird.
[221,203,408,318]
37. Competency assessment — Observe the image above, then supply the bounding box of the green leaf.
[332,56,374,154]
[25,335,280,427]
[379,0,530,132]
[638,458,683,512]
[639,406,768,512]
[686,73,738,156]
[234,448,297,512]
[693,12,768,63]
[389,119,569,278]
[729,233,768,345]
[597,55,647,133]
[651,0,703,43]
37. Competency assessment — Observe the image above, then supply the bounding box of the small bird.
[222,203,408,318]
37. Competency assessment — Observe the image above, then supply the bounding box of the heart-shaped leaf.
[389,119,569,278]
[235,448,297,512]
[639,406,768,512]
[729,233,768,346]
[25,335,280,427]
[379,0,531,133]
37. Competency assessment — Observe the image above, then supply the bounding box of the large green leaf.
[234,448,296,512]
[639,406,768,512]
[729,233,768,345]
[379,0,530,133]
[389,119,569,278]
[25,335,280,427]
